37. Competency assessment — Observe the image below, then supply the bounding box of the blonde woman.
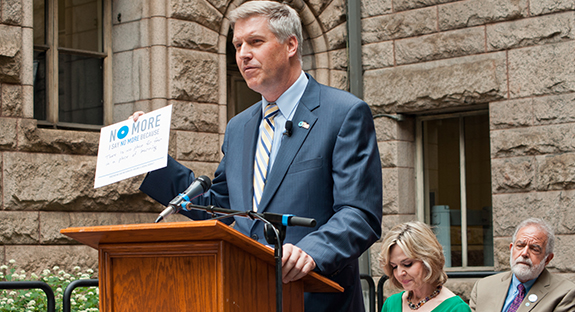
[380,221,470,312]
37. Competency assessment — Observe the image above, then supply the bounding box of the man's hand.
[281,243,316,283]
[128,111,146,122]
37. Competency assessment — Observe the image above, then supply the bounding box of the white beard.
[510,253,547,282]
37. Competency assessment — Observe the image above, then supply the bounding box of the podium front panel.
[98,240,304,311]
[100,241,222,311]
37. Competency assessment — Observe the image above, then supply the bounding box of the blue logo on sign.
[117,126,129,139]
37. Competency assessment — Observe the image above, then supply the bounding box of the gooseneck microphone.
[284,120,293,137]
[155,175,212,223]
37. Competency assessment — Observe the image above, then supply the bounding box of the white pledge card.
[94,105,172,188]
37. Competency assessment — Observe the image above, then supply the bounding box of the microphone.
[284,120,292,137]
[262,212,317,228]
[155,175,212,223]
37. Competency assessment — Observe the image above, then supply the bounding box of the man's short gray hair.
[229,1,303,62]
[512,218,555,255]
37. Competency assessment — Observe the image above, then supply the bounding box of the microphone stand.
[182,202,316,312]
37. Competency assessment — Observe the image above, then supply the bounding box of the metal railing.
[0,281,55,312]
[360,274,376,312]
[63,279,99,312]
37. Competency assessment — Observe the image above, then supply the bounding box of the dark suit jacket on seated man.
[470,218,575,312]
[136,1,383,311]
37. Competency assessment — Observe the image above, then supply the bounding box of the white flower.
[64,273,71,279]
[59,270,65,275]
[6,299,14,304]
[0,265,8,270]
[9,291,16,296]
[86,268,94,274]
[56,287,63,293]
[42,269,50,275]
[19,274,27,280]
[52,266,60,271]
[8,259,15,264]
[20,269,26,274]
[74,266,81,271]
[30,273,38,279]
[27,299,36,307]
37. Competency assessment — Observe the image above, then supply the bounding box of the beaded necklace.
[406,285,442,310]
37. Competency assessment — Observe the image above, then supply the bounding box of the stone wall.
[362,0,575,300]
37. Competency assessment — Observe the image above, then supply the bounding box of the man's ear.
[545,253,554,266]
[287,35,298,58]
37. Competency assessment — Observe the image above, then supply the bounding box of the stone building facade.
[1,0,575,305]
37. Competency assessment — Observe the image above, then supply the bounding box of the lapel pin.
[298,121,310,129]
[528,294,538,302]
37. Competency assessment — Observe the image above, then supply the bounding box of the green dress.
[381,291,471,312]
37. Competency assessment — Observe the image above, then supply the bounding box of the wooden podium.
[61,220,342,311]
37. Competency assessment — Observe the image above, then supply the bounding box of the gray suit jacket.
[470,269,575,312]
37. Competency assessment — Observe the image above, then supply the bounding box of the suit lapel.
[256,75,321,213]
[519,269,551,312]
[489,272,513,311]
[242,106,262,213]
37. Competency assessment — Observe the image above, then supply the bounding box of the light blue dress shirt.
[259,71,308,171]
[502,274,537,312]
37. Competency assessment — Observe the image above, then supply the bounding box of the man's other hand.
[281,243,316,283]
[128,111,146,122]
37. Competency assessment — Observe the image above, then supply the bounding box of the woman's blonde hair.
[379,221,447,289]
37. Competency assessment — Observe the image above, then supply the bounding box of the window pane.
[33,0,46,46]
[59,0,102,52]
[33,50,47,120]
[425,114,493,268]
[425,118,462,267]
[464,115,493,267]
[58,53,103,125]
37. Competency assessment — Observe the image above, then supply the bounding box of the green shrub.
[0,259,99,312]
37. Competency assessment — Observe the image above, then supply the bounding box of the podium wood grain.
[61,220,341,311]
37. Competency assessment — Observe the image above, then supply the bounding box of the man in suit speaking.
[132,1,383,311]
[470,218,575,312]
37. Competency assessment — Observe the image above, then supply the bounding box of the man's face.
[232,15,297,101]
[509,225,553,282]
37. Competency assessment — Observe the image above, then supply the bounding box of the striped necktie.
[253,103,279,211]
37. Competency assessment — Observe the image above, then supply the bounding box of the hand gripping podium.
[61,220,342,311]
